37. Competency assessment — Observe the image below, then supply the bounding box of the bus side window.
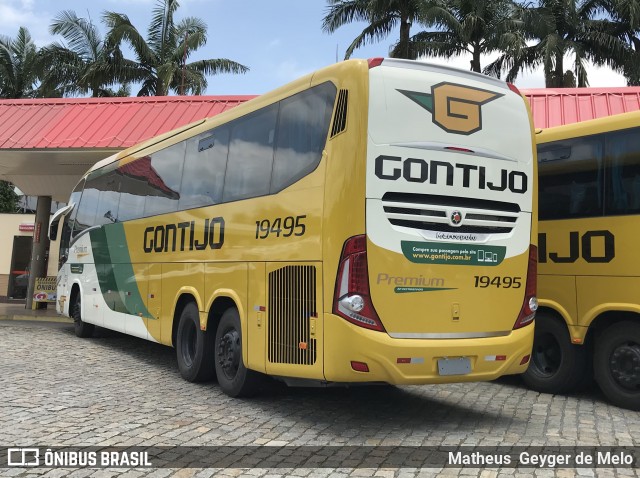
[605,127,640,215]
[117,157,150,222]
[179,126,230,210]
[143,142,186,217]
[94,170,121,225]
[538,136,603,220]
[73,180,100,237]
[271,82,336,193]
[223,104,278,202]
[67,180,84,239]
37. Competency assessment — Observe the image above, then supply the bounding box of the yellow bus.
[50,58,537,397]
[528,110,640,410]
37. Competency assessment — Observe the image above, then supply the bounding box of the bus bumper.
[323,313,534,384]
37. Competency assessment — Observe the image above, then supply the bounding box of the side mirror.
[49,203,74,241]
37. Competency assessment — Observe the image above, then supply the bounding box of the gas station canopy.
[0,95,255,201]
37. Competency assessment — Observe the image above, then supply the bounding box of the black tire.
[523,313,591,394]
[176,302,216,382]
[72,295,94,338]
[215,308,262,397]
[594,321,640,411]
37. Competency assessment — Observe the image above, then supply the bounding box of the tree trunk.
[544,53,564,87]
[470,46,481,72]
[398,15,413,59]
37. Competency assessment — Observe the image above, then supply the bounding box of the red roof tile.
[0,95,256,150]
[521,87,640,129]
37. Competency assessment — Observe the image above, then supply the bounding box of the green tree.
[39,11,130,97]
[322,0,425,59]
[0,27,41,98]
[103,0,248,96]
[0,181,18,213]
[411,0,523,72]
[485,0,639,87]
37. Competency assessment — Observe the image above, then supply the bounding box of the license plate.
[437,357,471,376]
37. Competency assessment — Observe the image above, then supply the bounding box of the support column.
[25,195,52,309]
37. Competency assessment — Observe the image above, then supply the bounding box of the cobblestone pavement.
[1,320,638,478]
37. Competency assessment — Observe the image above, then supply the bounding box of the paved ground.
[0,317,638,478]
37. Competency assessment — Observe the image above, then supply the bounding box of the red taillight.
[513,245,538,329]
[333,235,385,332]
[507,82,522,96]
[368,57,384,69]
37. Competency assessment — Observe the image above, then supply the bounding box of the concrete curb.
[0,315,72,323]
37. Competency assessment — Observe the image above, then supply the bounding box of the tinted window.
[67,179,85,237]
[271,82,336,193]
[224,104,278,202]
[179,126,230,209]
[143,143,185,216]
[117,157,150,222]
[605,127,640,215]
[538,136,603,220]
[94,170,121,225]
[73,180,100,236]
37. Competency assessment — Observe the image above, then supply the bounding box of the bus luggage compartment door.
[264,262,324,380]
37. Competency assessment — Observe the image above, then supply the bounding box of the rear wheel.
[594,321,640,411]
[215,308,262,397]
[176,301,216,382]
[523,313,590,393]
[72,295,94,338]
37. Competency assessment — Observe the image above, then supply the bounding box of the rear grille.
[268,265,317,365]
[331,89,348,137]
[382,192,520,235]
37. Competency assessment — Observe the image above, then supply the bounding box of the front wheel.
[522,313,590,393]
[215,308,262,397]
[594,321,640,411]
[72,295,94,338]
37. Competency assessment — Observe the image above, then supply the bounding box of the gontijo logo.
[398,82,504,135]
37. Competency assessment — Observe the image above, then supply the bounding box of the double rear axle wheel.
[175,304,262,397]
[525,313,640,411]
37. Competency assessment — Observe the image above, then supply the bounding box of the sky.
[0,0,630,96]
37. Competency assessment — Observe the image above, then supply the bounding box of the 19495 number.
[474,276,522,288]
[255,215,306,239]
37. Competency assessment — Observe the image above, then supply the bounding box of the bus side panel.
[161,262,205,343]
[247,262,266,373]
[315,62,369,316]
[83,263,103,327]
[577,276,640,325]
[147,263,162,342]
[203,262,248,360]
[538,275,578,324]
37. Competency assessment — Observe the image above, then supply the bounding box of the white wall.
[0,213,60,277]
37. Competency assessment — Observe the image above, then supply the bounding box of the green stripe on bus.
[90,224,152,319]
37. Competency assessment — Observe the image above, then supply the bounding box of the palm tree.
[322,0,425,59]
[411,0,524,73]
[0,27,41,98]
[103,0,248,96]
[484,0,638,87]
[39,11,129,97]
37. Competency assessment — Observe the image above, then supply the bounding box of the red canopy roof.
[521,87,640,129]
[1,88,640,152]
[0,95,256,150]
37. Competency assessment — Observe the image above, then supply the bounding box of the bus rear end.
[325,58,536,384]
